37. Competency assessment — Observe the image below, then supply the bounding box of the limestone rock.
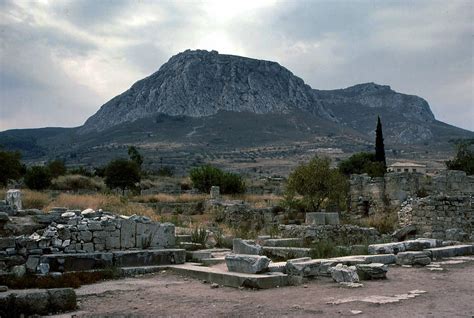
[329,264,359,283]
[47,288,77,312]
[225,254,270,274]
[356,263,388,280]
[12,264,26,277]
[233,238,263,255]
[396,251,431,266]
[6,189,22,210]
[61,211,76,218]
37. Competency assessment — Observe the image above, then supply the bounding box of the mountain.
[80,49,335,134]
[0,50,472,174]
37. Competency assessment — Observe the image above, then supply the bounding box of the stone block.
[325,213,340,225]
[305,212,326,225]
[285,258,324,277]
[368,242,406,255]
[113,249,186,267]
[233,238,263,255]
[329,264,359,283]
[83,242,94,253]
[0,237,15,249]
[120,220,136,249]
[356,263,388,280]
[40,252,113,272]
[47,288,77,313]
[396,251,431,266]
[13,290,49,316]
[106,236,120,250]
[6,189,22,210]
[25,255,40,273]
[225,254,270,274]
[151,223,175,248]
[88,221,102,231]
[0,212,9,222]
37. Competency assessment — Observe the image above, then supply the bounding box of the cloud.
[0,0,472,131]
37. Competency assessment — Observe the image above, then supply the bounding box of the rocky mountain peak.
[79,49,333,134]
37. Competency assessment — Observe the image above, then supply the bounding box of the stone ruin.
[349,170,474,241]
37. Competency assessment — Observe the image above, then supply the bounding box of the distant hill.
[1,50,472,173]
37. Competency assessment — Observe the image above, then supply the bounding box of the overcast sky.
[0,0,472,131]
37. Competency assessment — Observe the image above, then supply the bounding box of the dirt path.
[53,259,474,317]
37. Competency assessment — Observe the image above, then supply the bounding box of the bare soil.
[54,260,474,318]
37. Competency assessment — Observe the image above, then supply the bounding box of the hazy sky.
[1,0,473,131]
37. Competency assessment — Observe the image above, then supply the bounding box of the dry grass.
[357,212,398,234]
[224,194,283,208]
[134,193,208,203]
[52,175,105,191]
[22,190,50,209]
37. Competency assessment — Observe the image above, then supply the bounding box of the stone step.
[38,249,186,273]
[169,263,288,289]
[186,248,232,261]
[201,257,226,266]
[262,247,311,260]
[368,239,440,255]
[424,245,474,259]
[260,238,304,247]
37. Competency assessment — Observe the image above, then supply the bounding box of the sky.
[0,0,472,131]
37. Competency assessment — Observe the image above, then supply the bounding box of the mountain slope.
[80,49,334,134]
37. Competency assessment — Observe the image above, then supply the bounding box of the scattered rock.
[356,263,388,280]
[329,264,359,283]
[0,286,8,292]
[210,283,219,289]
[225,254,270,274]
[233,238,263,255]
[396,251,431,266]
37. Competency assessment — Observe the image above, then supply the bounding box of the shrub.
[285,157,348,212]
[47,160,66,178]
[190,227,208,246]
[189,165,245,194]
[156,166,174,177]
[104,159,141,194]
[52,175,105,192]
[24,166,52,190]
[446,142,474,175]
[359,213,398,234]
[68,166,94,177]
[339,152,385,177]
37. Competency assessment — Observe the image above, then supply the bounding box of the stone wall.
[279,224,381,245]
[350,170,474,216]
[398,195,473,241]
[0,208,175,275]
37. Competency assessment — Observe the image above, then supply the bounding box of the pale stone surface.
[286,259,325,277]
[356,263,388,280]
[120,219,136,249]
[233,238,263,255]
[210,186,220,200]
[225,254,270,274]
[396,251,431,266]
[368,242,406,255]
[329,264,359,283]
[6,189,22,210]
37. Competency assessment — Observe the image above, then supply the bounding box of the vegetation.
[0,149,24,186]
[338,152,386,177]
[104,159,141,194]
[47,159,67,178]
[309,241,350,259]
[51,174,105,192]
[446,142,474,175]
[128,146,144,168]
[190,226,208,246]
[357,212,398,234]
[189,165,245,194]
[285,157,348,211]
[375,116,386,169]
[24,166,52,190]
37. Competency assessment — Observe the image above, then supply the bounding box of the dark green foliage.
[47,159,66,178]
[68,166,94,177]
[285,157,348,211]
[189,165,246,194]
[156,166,174,177]
[190,227,208,246]
[104,159,141,194]
[375,116,386,168]
[24,166,52,190]
[94,166,106,178]
[446,142,474,175]
[128,146,143,168]
[0,149,23,186]
[338,152,386,177]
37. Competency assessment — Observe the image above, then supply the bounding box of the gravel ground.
[52,258,474,318]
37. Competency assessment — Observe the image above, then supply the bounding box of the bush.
[190,227,208,246]
[104,159,141,194]
[24,166,52,190]
[68,166,94,177]
[446,142,474,175]
[52,175,105,192]
[338,152,385,177]
[189,165,245,194]
[286,157,348,211]
[47,160,66,178]
[0,149,23,186]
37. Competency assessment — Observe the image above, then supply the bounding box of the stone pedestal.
[6,189,22,211]
[210,186,220,200]
[305,212,340,225]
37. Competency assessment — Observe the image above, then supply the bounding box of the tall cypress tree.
[375,116,386,168]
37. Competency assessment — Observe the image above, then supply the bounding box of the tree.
[47,159,66,178]
[338,152,385,178]
[286,157,348,211]
[104,159,141,194]
[128,146,143,168]
[0,149,23,186]
[446,142,474,175]
[375,116,386,169]
[24,166,52,190]
[189,165,245,194]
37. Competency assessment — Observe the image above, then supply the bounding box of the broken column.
[6,189,22,211]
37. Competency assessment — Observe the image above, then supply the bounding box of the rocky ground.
[52,258,474,317]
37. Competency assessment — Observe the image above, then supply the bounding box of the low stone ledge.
[424,245,474,259]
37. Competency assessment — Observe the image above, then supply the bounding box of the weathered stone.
[12,264,26,277]
[0,286,7,292]
[88,221,102,231]
[6,189,22,210]
[37,262,50,274]
[356,263,388,280]
[120,219,136,249]
[13,290,49,315]
[368,242,406,255]
[106,236,120,250]
[0,212,9,222]
[47,288,77,313]
[225,254,270,274]
[151,223,175,248]
[210,186,220,200]
[396,251,431,266]
[329,264,359,283]
[79,230,92,242]
[233,238,263,255]
[392,224,417,240]
[83,242,94,253]
[285,258,324,277]
[305,212,326,225]
[113,249,185,266]
[25,255,40,273]
[81,208,99,218]
[0,237,15,249]
[424,245,473,259]
[61,211,76,218]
